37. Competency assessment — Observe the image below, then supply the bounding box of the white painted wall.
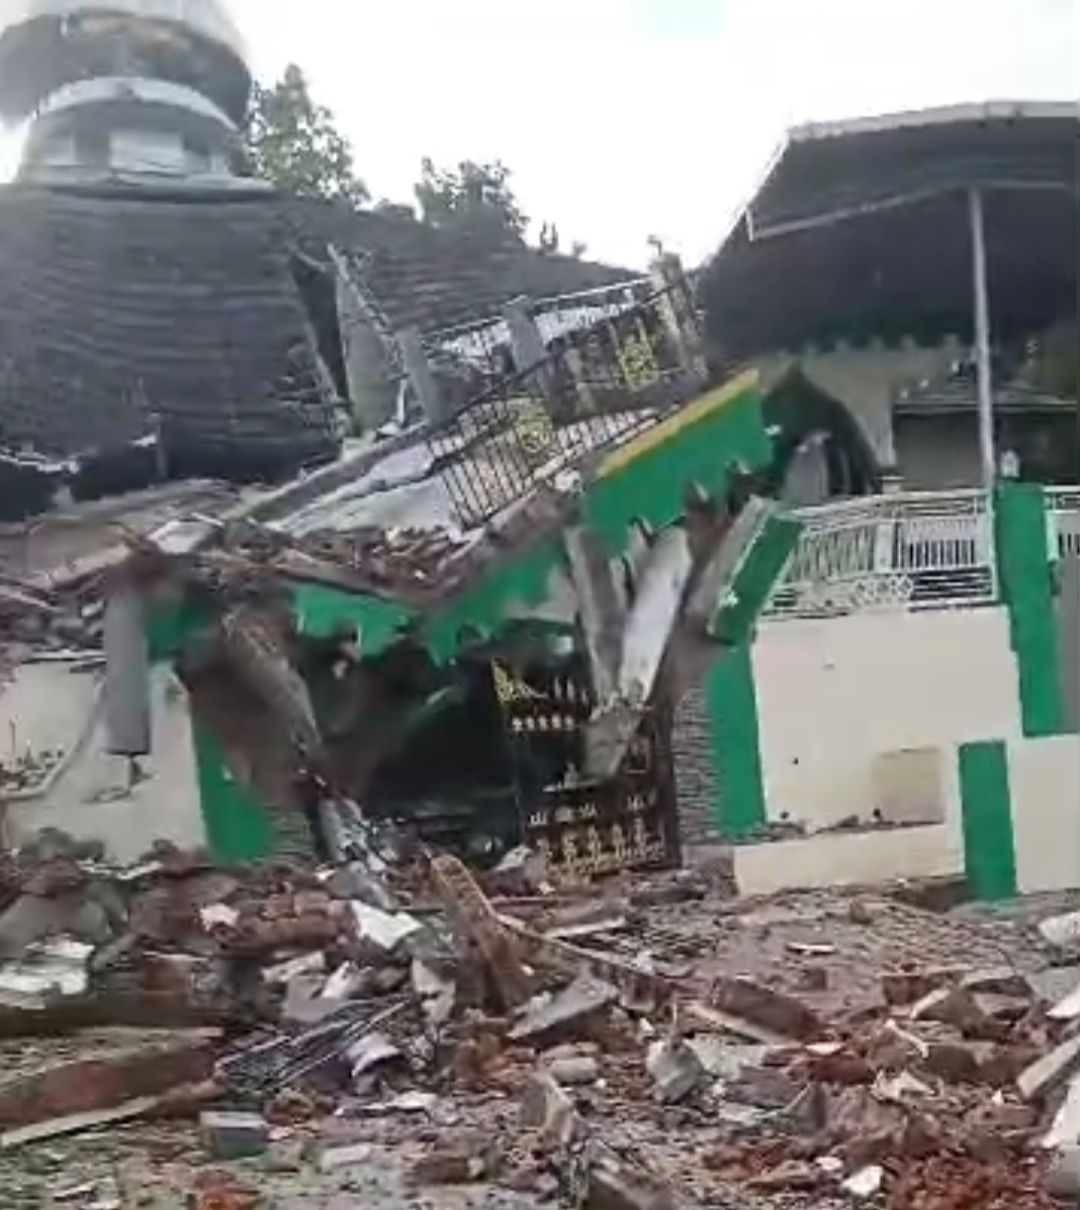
[760,339,965,469]
[1,663,205,861]
[752,607,1021,829]
[1010,735,1080,895]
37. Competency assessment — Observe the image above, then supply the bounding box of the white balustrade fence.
[763,489,998,619]
[1048,487,1080,561]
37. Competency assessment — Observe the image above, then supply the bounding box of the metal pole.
[968,187,996,487]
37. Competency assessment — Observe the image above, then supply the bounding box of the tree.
[414,158,527,241]
[537,222,588,259]
[244,65,368,206]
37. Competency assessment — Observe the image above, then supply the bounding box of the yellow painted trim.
[597,369,760,479]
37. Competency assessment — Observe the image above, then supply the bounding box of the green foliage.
[414,158,527,241]
[244,64,368,206]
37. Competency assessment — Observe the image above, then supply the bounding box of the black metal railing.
[427,285,701,525]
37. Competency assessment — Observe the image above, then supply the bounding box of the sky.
[1,0,1078,266]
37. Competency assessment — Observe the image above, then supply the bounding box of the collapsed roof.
[699,101,1080,359]
[0,180,637,515]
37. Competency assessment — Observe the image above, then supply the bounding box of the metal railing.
[427,285,699,526]
[763,489,998,619]
[423,279,653,375]
[1048,486,1080,560]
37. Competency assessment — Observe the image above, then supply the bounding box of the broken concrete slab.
[684,1038,770,1080]
[1041,910,1080,951]
[546,1054,600,1086]
[1043,1073,1080,1150]
[1048,1144,1080,1200]
[520,1071,578,1149]
[645,1037,707,1103]
[1049,981,1080,1022]
[910,986,989,1034]
[350,901,422,953]
[510,975,618,1047]
[703,975,821,1041]
[959,967,1031,997]
[585,1148,690,1210]
[1017,1033,1080,1102]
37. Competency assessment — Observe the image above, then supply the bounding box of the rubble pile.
[1,835,1080,1209]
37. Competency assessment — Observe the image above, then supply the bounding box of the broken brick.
[409,1135,501,1185]
[806,1050,874,1085]
[960,967,1031,998]
[430,854,530,1009]
[704,975,821,1041]
[0,1037,215,1132]
[881,966,967,1007]
[924,1040,981,1084]
[585,1150,685,1210]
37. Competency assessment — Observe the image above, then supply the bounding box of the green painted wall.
[994,482,1066,737]
[711,512,802,646]
[705,644,767,837]
[585,377,772,554]
[168,374,777,864]
[957,739,1018,901]
[191,723,276,863]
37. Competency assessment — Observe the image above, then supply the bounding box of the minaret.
[0,0,252,181]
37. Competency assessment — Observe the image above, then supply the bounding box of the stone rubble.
[0,835,1078,1208]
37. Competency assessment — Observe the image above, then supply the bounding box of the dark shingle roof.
[283,197,637,335]
[700,103,1080,358]
[0,182,637,492]
[0,183,341,478]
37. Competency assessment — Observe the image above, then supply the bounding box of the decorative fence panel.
[763,489,998,619]
[426,282,702,526]
[1048,487,1080,561]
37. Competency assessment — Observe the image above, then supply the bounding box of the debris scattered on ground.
[0,833,1078,1208]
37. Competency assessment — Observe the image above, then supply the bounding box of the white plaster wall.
[1,664,205,861]
[760,340,964,469]
[1010,735,1080,895]
[752,608,1021,829]
[733,822,964,896]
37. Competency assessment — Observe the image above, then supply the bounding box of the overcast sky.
[2,0,1078,266]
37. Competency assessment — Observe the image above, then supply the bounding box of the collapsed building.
[0,1,1075,913]
[0,0,637,519]
[98,278,824,876]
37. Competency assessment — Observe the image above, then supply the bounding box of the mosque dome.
[0,0,250,125]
